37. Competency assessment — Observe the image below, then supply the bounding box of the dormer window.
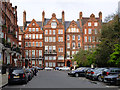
[51,22,57,28]
[52,19,56,21]
[33,23,35,26]
[94,22,98,26]
[88,22,91,26]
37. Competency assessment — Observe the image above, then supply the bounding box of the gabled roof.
[64,21,82,31]
[81,17,100,26]
[65,21,71,31]
[44,18,62,26]
[26,21,42,28]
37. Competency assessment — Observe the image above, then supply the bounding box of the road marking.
[106,85,119,88]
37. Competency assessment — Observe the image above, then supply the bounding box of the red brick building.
[0,0,21,68]
[80,12,102,50]
[21,11,44,68]
[65,20,83,67]
[20,10,102,68]
[43,12,65,68]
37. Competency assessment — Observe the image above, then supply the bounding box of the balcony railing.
[5,42,11,48]
[44,50,57,54]
[2,38,12,48]
[12,47,21,54]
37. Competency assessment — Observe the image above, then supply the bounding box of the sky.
[10,0,119,26]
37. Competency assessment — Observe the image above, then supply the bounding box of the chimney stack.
[15,6,17,25]
[62,11,64,24]
[23,10,26,29]
[42,11,45,27]
[79,12,82,19]
[99,11,102,21]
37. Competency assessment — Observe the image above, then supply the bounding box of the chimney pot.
[80,12,82,19]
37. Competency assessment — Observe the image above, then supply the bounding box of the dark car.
[85,68,95,79]
[32,66,38,73]
[37,67,44,70]
[25,69,32,81]
[8,68,28,84]
[29,68,34,77]
[68,67,90,77]
[90,68,107,81]
[55,67,60,70]
[103,68,120,85]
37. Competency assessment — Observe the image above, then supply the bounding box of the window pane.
[36,28,39,31]
[67,35,69,40]
[53,30,55,35]
[85,36,87,42]
[49,30,52,35]
[67,43,70,48]
[29,28,31,32]
[88,29,92,34]
[45,37,48,42]
[72,35,75,40]
[40,42,42,47]
[49,37,52,42]
[36,42,38,47]
[45,30,48,35]
[78,35,80,40]
[85,29,87,34]
[53,37,56,42]
[33,28,35,31]
[36,34,38,39]
[33,34,35,39]
[88,22,91,26]
[78,43,81,48]
[40,34,42,39]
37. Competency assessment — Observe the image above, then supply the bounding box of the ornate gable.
[66,20,80,32]
[25,19,43,33]
[44,13,62,29]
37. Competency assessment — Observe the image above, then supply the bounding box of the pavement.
[2,70,120,89]
[0,72,8,89]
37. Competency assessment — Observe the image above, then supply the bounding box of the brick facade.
[1,1,21,67]
[20,11,102,68]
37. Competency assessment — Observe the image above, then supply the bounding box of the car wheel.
[24,79,27,84]
[98,75,103,82]
[75,73,79,77]
[115,81,120,86]
[8,82,12,85]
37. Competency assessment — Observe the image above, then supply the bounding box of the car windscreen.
[110,69,120,73]
[12,69,24,74]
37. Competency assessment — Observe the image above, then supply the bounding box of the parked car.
[32,66,38,72]
[25,69,32,81]
[68,67,90,77]
[8,68,28,84]
[59,66,70,71]
[103,68,120,85]
[55,67,60,70]
[101,68,120,82]
[90,68,107,81]
[44,67,53,71]
[30,68,34,77]
[28,69,34,78]
[37,67,44,70]
[85,68,95,79]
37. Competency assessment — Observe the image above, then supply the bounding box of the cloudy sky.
[10,0,119,26]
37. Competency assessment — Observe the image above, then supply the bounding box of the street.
[3,70,119,89]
